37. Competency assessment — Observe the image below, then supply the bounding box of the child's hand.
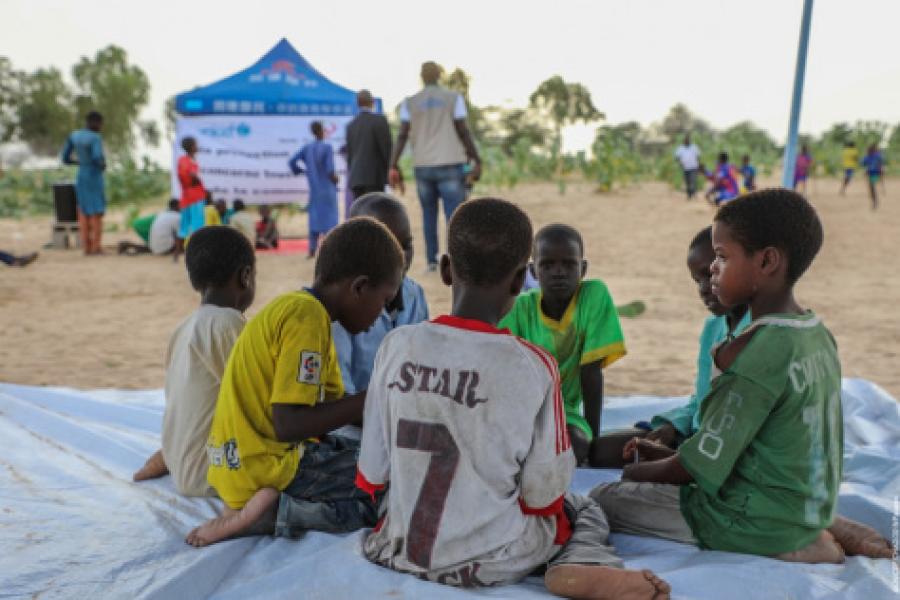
[623,438,676,463]
[645,423,677,448]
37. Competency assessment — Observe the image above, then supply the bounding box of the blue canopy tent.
[175,38,381,117]
[171,39,380,206]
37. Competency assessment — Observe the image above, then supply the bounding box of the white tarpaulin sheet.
[1,379,897,599]
[171,115,351,205]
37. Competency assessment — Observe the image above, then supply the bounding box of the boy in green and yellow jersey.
[500,224,626,464]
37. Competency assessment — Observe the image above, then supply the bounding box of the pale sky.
[3,0,900,163]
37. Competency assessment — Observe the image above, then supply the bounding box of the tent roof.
[175,38,376,116]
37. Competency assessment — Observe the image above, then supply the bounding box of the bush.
[0,158,169,218]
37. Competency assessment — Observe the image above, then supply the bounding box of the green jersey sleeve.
[578,280,626,367]
[678,372,779,496]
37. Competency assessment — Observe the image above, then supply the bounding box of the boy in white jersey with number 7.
[595,189,894,563]
[356,198,670,599]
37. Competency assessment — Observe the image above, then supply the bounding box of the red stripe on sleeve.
[517,339,569,454]
[354,467,385,502]
[519,495,572,545]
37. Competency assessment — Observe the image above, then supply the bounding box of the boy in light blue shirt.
[648,225,750,444]
[332,193,429,393]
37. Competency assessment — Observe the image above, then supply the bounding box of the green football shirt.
[678,312,843,556]
[499,279,626,436]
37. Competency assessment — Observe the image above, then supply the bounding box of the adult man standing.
[674,134,702,200]
[345,90,392,201]
[390,62,481,271]
[289,121,339,258]
[61,111,107,254]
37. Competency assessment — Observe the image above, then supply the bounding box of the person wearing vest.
[389,62,482,271]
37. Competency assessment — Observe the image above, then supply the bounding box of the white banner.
[171,115,352,205]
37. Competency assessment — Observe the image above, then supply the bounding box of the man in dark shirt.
[345,90,392,201]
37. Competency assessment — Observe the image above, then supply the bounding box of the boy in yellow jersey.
[186,217,405,547]
[840,141,859,195]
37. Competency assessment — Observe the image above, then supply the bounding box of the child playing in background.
[862,144,884,210]
[357,198,670,599]
[333,192,429,395]
[705,152,740,205]
[118,199,181,256]
[740,155,756,192]
[794,144,813,195]
[590,226,751,467]
[499,224,626,466]
[133,226,255,496]
[229,199,256,243]
[175,137,206,260]
[289,121,340,258]
[255,205,279,249]
[592,189,894,563]
[185,217,405,547]
[840,140,858,195]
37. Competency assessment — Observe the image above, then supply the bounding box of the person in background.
[706,152,740,205]
[839,140,859,195]
[61,111,107,255]
[118,200,181,256]
[390,61,482,272]
[255,204,280,250]
[740,155,756,192]
[674,134,701,200]
[204,195,222,226]
[175,137,207,260]
[289,121,339,258]
[862,144,885,210]
[230,200,256,244]
[0,250,38,267]
[345,90,392,201]
[793,144,813,195]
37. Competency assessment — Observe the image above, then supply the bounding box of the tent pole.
[781,0,815,189]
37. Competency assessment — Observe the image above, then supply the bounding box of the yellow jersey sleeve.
[270,301,345,407]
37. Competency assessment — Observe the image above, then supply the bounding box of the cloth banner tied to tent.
[171,115,350,205]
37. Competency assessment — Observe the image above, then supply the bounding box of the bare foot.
[185,487,279,547]
[132,450,169,481]
[829,516,895,559]
[545,564,670,600]
[775,530,845,564]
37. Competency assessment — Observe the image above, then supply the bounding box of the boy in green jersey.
[499,224,626,465]
[591,189,894,563]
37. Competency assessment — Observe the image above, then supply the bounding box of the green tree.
[15,67,76,156]
[0,57,21,143]
[529,75,603,150]
[72,45,153,158]
[440,66,488,142]
[659,103,713,142]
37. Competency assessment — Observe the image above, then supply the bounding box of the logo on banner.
[249,59,318,88]
[198,122,252,138]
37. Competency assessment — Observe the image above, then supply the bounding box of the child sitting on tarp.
[332,193,429,397]
[500,224,626,466]
[590,225,751,467]
[185,217,405,547]
[591,189,894,563]
[133,226,255,496]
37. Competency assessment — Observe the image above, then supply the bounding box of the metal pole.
[782,0,815,188]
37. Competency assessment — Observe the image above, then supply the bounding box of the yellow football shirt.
[204,204,222,226]
[842,147,859,169]
[207,290,344,508]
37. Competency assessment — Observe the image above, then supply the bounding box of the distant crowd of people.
[673,135,887,210]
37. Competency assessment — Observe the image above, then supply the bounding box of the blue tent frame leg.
[781,0,815,189]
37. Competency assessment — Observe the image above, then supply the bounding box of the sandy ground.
[1,177,897,399]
